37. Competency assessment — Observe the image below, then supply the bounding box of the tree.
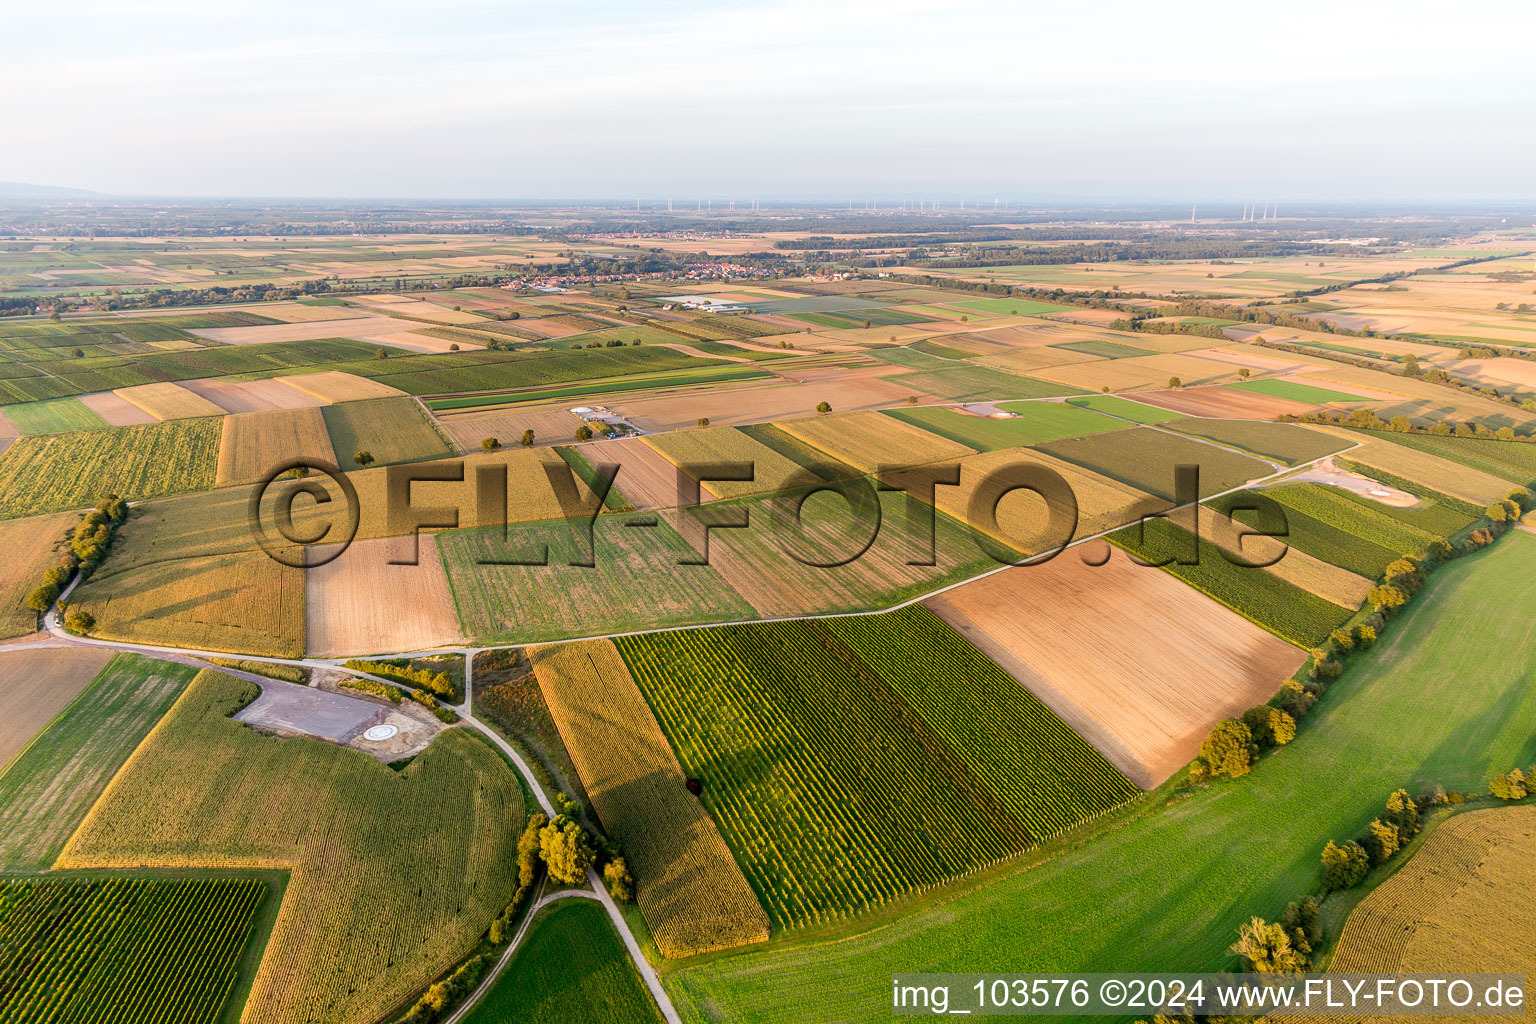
[481,436,500,451]
[1389,415,1413,432]
[574,424,592,441]
[1237,367,1251,380]
[538,816,595,884]
[1490,768,1528,801]
[1230,917,1309,974]
[816,401,831,414]
[1508,487,1532,513]
[1242,705,1296,748]
[26,583,59,613]
[1368,584,1407,611]
[1486,501,1509,523]
[604,857,635,903]
[353,450,374,467]
[1353,623,1377,648]
[517,813,547,887]
[449,343,460,351]
[1321,839,1370,890]
[696,417,710,428]
[1199,718,1256,778]
[520,429,535,447]
[63,606,95,634]
[1329,627,1354,652]
[1282,895,1323,952]
[1361,818,1401,865]
[1167,376,1182,389]
[374,347,390,359]
[1384,788,1420,842]
[71,347,85,358]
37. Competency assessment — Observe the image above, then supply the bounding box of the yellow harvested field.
[178,376,327,414]
[937,447,1163,550]
[305,535,463,656]
[277,371,405,403]
[1027,352,1242,392]
[980,347,1105,372]
[530,640,769,957]
[70,549,305,657]
[778,410,975,472]
[348,296,486,324]
[1198,505,1372,608]
[0,648,113,766]
[0,511,78,638]
[1440,357,1536,391]
[433,403,585,452]
[614,377,921,432]
[215,407,337,486]
[76,391,157,426]
[249,301,369,323]
[113,381,228,421]
[1321,805,1536,1022]
[1182,346,1331,375]
[1342,437,1514,505]
[1298,364,1536,429]
[643,425,810,499]
[926,546,1306,787]
[189,314,439,347]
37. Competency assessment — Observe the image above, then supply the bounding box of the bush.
[481,437,500,450]
[1353,624,1377,648]
[1328,628,1354,652]
[697,417,710,428]
[1199,718,1256,778]
[354,449,375,466]
[339,678,402,704]
[1321,839,1370,890]
[520,429,535,447]
[604,856,635,903]
[1490,768,1528,801]
[1242,705,1296,748]
[574,424,592,441]
[1229,917,1308,973]
[62,607,96,634]
[1276,680,1316,720]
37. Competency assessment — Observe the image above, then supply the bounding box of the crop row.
[0,875,264,1024]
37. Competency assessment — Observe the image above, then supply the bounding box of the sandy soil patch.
[925,546,1306,787]
[1277,457,1419,507]
[0,647,113,765]
[277,371,405,403]
[588,437,687,510]
[179,377,328,414]
[305,535,465,657]
[434,403,584,452]
[613,377,920,432]
[1132,386,1319,419]
[76,392,158,426]
[113,382,227,420]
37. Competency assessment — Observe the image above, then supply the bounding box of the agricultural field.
[0,648,112,766]
[662,532,1536,1022]
[614,607,1135,930]
[434,401,585,451]
[461,899,664,1024]
[1338,436,1514,505]
[1194,504,1374,609]
[1026,352,1241,392]
[439,512,757,643]
[882,364,1081,401]
[305,535,464,656]
[641,424,811,498]
[277,370,405,403]
[777,409,974,472]
[1326,806,1536,975]
[215,406,336,485]
[529,640,769,956]
[115,381,229,420]
[1360,429,1536,485]
[1162,417,1351,465]
[0,655,196,872]
[0,417,222,519]
[0,510,75,638]
[884,402,1125,450]
[1037,425,1274,500]
[59,669,527,1024]
[320,395,454,467]
[1064,393,1182,423]
[1228,377,1364,404]
[3,396,108,434]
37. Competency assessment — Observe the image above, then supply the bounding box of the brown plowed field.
[925,546,1306,787]
[179,377,329,414]
[0,648,113,766]
[1131,386,1319,419]
[434,403,585,452]
[305,535,464,657]
[215,407,338,486]
[76,392,157,426]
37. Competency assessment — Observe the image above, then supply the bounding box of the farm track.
[1,412,1359,1023]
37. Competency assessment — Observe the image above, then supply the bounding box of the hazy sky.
[3,0,1531,200]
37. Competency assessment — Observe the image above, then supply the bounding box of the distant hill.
[0,182,103,199]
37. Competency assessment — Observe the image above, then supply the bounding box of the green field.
[1053,339,1152,359]
[664,532,1536,1023]
[867,347,955,371]
[1064,394,1183,423]
[0,655,196,871]
[424,365,769,410]
[4,396,109,434]
[0,417,222,519]
[462,899,663,1024]
[438,513,757,643]
[1113,517,1354,646]
[1164,418,1352,466]
[363,344,727,396]
[1228,378,1364,403]
[0,875,267,1024]
[944,298,1074,316]
[321,395,454,465]
[884,365,1081,402]
[1263,482,1444,554]
[884,402,1124,450]
[1037,426,1273,500]
[1210,488,1403,579]
[58,669,528,1024]
[615,607,1135,930]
